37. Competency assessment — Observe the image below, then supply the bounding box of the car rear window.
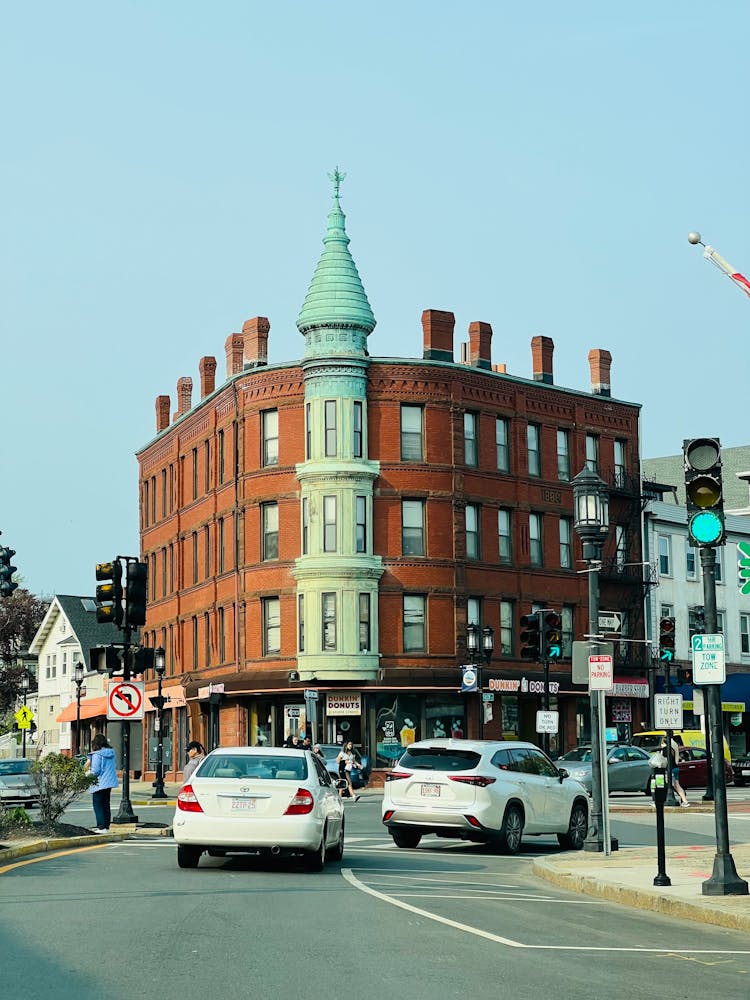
[0,761,31,776]
[399,748,481,772]
[198,755,309,781]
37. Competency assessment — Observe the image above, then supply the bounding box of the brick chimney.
[468,321,492,371]
[422,309,455,362]
[242,316,270,369]
[531,336,554,384]
[199,356,217,399]
[174,377,193,421]
[588,348,612,397]
[156,395,170,433]
[225,333,244,377]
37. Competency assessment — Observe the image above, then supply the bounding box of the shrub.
[30,754,98,825]
[0,805,33,838]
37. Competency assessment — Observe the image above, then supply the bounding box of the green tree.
[0,589,49,713]
[30,754,97,825]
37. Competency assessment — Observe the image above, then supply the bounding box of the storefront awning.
[56,696,108,723]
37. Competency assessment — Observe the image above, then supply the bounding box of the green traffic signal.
[683,437,725,548]
[689,510,724,546]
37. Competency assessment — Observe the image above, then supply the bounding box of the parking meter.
[650,762,671,886]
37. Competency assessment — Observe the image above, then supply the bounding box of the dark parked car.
[318,744,370,789]
[730,754,750,787]
[0,758,39,807]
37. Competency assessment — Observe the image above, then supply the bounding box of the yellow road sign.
[14,706,34,729]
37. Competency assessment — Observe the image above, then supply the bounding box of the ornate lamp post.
[73,663,85,756]
[466,623,494,739]
[152,647,167,800]
[572,467,610,854]
[19,671,29,757]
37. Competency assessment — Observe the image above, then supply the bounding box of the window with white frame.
[496,417,510,472]
[464,412,478,467]
[402,499,425,556]
[466,503,480,559]
[557,429,570,481]
[324,400,337,457]
[302,497,309,555]
[322,593,337,651]
[356,496,367,554]
[614,439,627,487]
[467,597,480,629]
[658,535,671,576]
[261,409,278,467]
[741,614,750,655]
[400,405,423,461]
[559,517,572,569]
[500,600,513,656]
[585,434,599,473]
[527,423,541,477]
[262,598,280,655]
[353,401,363,459]
[359,593,370,651]
[685,539,696,579]
[305,402,311,460]
[615,525,627,567]
[529,513,543,566]
[403,594,426,652]
[298,595,305,652]
[498,509,512,564]
[323,495,337,553]
[262,502,278,561]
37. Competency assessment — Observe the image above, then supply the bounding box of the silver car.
[558,744,652,795]
[382,739,589,854]
[0,758,39,808]
[173,747,345,871]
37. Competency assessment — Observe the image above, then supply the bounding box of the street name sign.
[588,654,614,691]
[536,710,559,734]
[654,693,683,730]
[691,633,726,685]
[598,612,622,633]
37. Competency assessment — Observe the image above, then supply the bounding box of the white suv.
[382,739,589,854]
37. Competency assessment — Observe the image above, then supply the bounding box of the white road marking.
[341,868,750,954]
[389,893,606,903]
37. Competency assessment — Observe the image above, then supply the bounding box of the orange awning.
[56,696,108,723]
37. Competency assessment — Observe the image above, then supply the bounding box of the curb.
[532,857,750,932]
[0,826,172,864]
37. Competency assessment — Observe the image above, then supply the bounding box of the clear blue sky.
[2,2,748,598]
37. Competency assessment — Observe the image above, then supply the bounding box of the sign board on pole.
[107,681,144,721]
[303,689,318,701]
[588,654,614,691]
[14,706,34,730]
[598,612,622,633]
[654,693,684,730]
[536,710,559,734]
[692,687,705,716]
[572,641,614,684]
[691,633,726,685]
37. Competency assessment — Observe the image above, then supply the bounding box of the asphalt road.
[3,795,750,1000]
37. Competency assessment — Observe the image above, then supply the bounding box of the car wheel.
[557,802,588,850]
[305,828,327,872]
[326,819,345,862]
[177,845,202,869]
[496,805,524,855]
[392,828,422,849]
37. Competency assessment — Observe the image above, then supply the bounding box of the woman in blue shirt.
[87,734,119,832]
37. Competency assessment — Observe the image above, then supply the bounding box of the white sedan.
[173,747,345,870]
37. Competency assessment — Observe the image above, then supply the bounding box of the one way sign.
[598,612,622,633]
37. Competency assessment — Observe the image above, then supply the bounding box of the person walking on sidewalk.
[86,734,119,832]
[661,738,689,806]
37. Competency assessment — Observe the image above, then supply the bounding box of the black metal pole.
[543,653,550,755]
[583,545,604,853]
[75,684,82,756]
[152,671,167,799]
[22,723,26,757]
[477,658,484,740]
[699,546,748,896]
[701,686,714,802]
[113,625,138,825]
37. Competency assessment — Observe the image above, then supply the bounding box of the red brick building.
[136,180,646,778]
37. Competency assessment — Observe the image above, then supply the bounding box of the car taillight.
[177,784,204,812]
[284,788,314,815]
[449,775,496,787]
[385,770,411,782]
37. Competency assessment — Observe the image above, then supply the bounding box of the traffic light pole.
[699,546,747,896]
[112,624,138,826]
[583,555,605,854]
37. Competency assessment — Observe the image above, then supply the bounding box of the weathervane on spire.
[328,166,346,200]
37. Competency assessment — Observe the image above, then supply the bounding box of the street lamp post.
[573,467,610,855]
[466,624,494,739]
[19,672,29,757]
[73,663,84,756]
[152,648,167,800]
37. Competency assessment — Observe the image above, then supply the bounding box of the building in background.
[136,177,646,777]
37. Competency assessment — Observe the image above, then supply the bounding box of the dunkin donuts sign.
[326,692,361,716]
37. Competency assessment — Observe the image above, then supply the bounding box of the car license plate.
[231,798,257,810]
[421,783,440,797]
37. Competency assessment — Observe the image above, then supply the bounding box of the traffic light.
[90,644,123,674]
[125,560,148,627]
[684,437,725,547]
[542,612,562,660]
[132,646,155,672]
[95,561,123,626]
[0,542,18,597]
[659,616,676,663]
[520,612,541,661]
[688,606,705,638]
[677,667,694,685]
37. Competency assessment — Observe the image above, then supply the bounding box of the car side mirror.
[557,767,569,782]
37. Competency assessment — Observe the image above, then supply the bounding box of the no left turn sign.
[108,681,145,720]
